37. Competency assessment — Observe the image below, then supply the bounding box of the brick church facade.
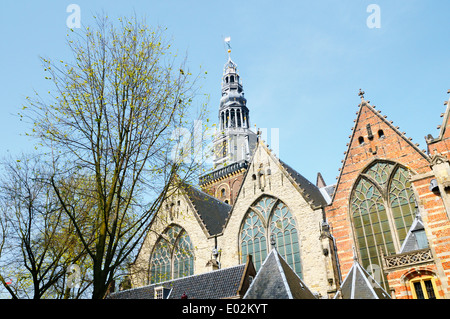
[327,89,450,299]
[118,54,450,299]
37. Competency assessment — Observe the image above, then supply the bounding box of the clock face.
[215,140,227,159]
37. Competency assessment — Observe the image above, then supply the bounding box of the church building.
[110,49,450,300]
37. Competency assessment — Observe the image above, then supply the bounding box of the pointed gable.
[325,90,432,280]
[243,248,317,299]
[316,172,326,188]
[246,141,327,210]
[333,92,430,202]
[334,256,391,299]
[400,212,428,253]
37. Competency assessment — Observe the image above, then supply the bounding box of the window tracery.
[240,196,302,278]
[150,225,194,284]
[351,161,417,290]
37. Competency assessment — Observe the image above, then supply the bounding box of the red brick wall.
[326,102,433,288]
[386,265,444,299]
[200,170,246,205]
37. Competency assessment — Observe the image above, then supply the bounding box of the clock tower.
[213,56,257,168]
[199,47,257,204]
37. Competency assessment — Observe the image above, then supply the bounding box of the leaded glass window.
[150,239,172,284]
[240,196,302,278]
[240,210,267,271]
[150,225,194,284]
[351,161,417,291]
[270,202,302,275]
[173,231,194,279]
[389,166,416,242]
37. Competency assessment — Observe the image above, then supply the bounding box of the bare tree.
[23,15,209,298]
[0,155,90,299]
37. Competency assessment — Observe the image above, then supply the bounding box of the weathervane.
[224,36,231,58]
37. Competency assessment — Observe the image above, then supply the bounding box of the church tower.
[213,56,257,168]
[199,43,257,204]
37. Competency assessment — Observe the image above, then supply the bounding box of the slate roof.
[182,183,231,236]
[108,264,248,299]
[334,257,390,299]
[278,159,327,209]
[244,248,317,299]
[319,184,335,205]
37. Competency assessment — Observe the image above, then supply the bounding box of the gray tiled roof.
[334,258,390,299]
[400,213,426,253]
[182,183,231,236]
[244,249,317,299]
[319,184,336,205]
[108,264,247,299]
[278,159,327,209]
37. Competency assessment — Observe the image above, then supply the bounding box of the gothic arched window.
[150,225,194,284]
[240,196,302,278]
[351,161,416,290]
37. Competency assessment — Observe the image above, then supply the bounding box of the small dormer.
[154,286,172,299]
[400,212,429,253]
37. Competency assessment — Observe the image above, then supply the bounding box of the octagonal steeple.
[219,57,249,130]
[212,43,257,169]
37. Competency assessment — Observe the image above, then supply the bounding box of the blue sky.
[1,0,449,185]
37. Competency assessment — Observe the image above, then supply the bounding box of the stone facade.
[131,188,217,287]
[218,142,334,297]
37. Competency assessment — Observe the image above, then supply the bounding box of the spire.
[212,41,258,168]
[352,246,358,261]
[270,234,276,250]
[334,256,391,299]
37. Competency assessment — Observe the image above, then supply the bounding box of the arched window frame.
[239,196,302,278]
[149,224,194,284]
[350,160,418,290]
